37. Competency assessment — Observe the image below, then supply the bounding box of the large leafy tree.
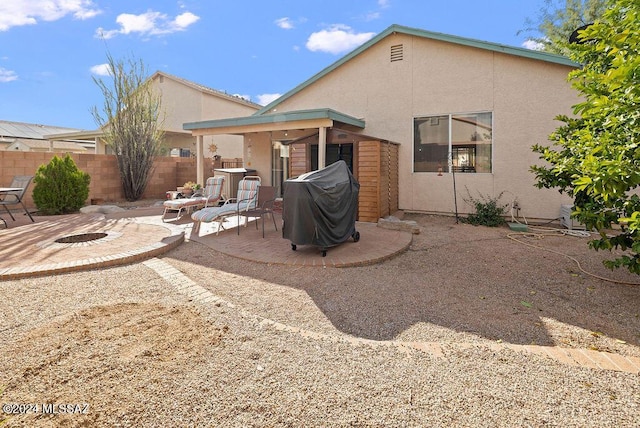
[92,53,164,201]
[531,0,640,273]
[522,0,608,55]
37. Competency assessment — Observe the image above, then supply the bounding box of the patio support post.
[196,135,205,186]
[318,126,327,169]
[95,137,108,154]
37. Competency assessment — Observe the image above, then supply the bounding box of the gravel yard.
[1,213,639,427]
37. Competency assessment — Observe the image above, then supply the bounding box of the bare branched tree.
[91,53,164,201]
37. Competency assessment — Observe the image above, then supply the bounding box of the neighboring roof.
[0,120,85,140]
[256,24,580,115]
[151,71,262,110]
[8,138,87,151]
[44,129,105,140]
[45,72,262,141]
[183,108,365,132]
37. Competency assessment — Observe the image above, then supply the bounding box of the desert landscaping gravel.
[1,213,639,427]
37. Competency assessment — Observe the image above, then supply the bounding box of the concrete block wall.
[0,151,196,209]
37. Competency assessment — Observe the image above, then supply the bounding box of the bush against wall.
[32,155,91,215]
[462,189,507,227]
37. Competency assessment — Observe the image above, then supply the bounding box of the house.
[46,71,261,179]
[184,24,580,221]
[0,120,90,153]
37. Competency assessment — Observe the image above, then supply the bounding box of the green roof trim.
[183,108,365,131]
[255,24,579,115]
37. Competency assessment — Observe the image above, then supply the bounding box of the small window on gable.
[390,44,403,62]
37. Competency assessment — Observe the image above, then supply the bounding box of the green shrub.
[462,190,507,227]
[33,155,91,215]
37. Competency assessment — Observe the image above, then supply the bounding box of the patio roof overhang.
[43,129,105,141]
[44,128,194,154]
[184,108,365,187]
[183,108,365,136]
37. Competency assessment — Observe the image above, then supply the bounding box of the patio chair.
[191,176,261,234]
[238,186,278,237]
[0,175,34,223]
[162,176,224,222]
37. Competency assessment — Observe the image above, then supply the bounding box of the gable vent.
[390,44,404,62]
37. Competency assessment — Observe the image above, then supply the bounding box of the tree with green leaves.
[531,0,640,273]
[521,0,607,55]
[92,53,164,201]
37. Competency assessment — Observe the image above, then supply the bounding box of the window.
[414,112,492,173]
[170,148,192,157]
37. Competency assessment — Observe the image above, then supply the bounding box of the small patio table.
[0,187,26,228]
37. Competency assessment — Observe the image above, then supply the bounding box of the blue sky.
[0,0,548,130]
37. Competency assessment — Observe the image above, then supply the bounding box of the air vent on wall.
[390,44,403,62]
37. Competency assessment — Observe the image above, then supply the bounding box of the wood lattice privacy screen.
[288,129,399,222]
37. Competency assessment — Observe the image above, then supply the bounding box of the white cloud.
[522,39,545,51]
[257,93,281,105]
[0,0,102,31]
[0,67,18,82]
[117,11,160,35]
[173,12,199,29]
[95,10,200,40]
[306,25,375,55]
[364,12,380,21]
[378,0,391,8]
[90,63,111,76]
[275,17,294,30]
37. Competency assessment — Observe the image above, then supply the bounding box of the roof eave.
[151,71,262,110]
[184,108,365,132]
[43,130,105,140]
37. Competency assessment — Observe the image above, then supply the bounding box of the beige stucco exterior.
[46,72,260,168]
[151,72,259,160]
[256,31,580,220]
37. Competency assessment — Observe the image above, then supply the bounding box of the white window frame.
[413,111,493,174]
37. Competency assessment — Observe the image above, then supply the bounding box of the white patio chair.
[191,176,261,234]
[162,176,224,222]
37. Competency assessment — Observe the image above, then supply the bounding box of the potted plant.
[182,181,201,197]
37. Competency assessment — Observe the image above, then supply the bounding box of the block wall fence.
[0,151,202,210]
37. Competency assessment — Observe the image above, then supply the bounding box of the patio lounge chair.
[162,176,224,222]
[238,185,278,237]
[0,175,34,223]
[191,176,261,234]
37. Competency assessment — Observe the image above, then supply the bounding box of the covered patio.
[184,108,399,222]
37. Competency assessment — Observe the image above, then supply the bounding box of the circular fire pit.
[54,232,108,244]
[38,231,123,250]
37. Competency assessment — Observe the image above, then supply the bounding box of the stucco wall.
[244,133,272,185]
[267,33,579,220]
[153,74,259,160]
